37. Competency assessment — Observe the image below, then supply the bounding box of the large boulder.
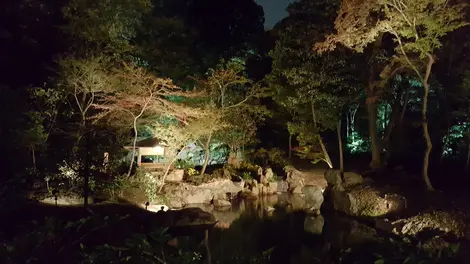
[163,179,243,207]
[292,186,303,194]
[302,185,324,214]
[166,169,184,182]
[251,186,260,196]
[324,170,363,188]
[342,172,363,187]
[331,185,406,218]
[324,169,342,186]
[276,180,289,193]
[266,181,278,195]
[284,166,305,192]
[378,210,470,239]
[184,189,214,204]
[263,167,274,184]
[168,198,184,209]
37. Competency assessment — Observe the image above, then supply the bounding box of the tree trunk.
[80,118,90,207]
[383,88,408,164]
[367,33,384,170]
[391,90,409,157]
[367,93,381,169]
[288,134,292,159]
[31,147,36,171]
[311,101,333,168]
[127,117,138,177]
[422,82,434,191]
[383,88,405,148]
[83,136,90,207]
[158,147,187,193]
[337,119,344,174]
[200,133,213,176]
[418,54,435,191]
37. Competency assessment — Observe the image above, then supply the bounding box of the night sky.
[256,0,296,29]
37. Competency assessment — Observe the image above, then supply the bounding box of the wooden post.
[136,148,141,167]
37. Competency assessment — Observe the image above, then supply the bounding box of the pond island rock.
[166,169,185,182]
[284,166,305,192]
[302,185,324,214]
[163,179,242,208]
[325,169,407,218]
[375,210,470,239]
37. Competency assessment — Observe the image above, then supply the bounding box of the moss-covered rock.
[331,185,406,218]
[390,210,469,238]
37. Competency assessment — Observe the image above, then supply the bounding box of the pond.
[2,193,465,263]
[183,195,374,264]
[199,194,464,264]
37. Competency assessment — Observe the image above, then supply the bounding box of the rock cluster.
[325,169,406,218]
[376,210,470,239]
[163,179,242,209]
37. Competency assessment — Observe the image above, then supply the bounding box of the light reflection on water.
[199,194,381,264]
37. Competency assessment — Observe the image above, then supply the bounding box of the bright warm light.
[40,196,92,206]
[140,203,169,212]
[153,146,165,155]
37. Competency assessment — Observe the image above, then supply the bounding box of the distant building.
[124,137,170,169]
[124,137,229,170]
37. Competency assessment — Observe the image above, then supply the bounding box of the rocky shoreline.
[32,164,470,248]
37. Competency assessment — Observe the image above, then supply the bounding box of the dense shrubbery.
[1,208,463,264]
[338,236,460,264]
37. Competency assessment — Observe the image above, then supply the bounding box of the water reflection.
[204,194,382,264]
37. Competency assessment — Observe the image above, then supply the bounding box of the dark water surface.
[204,194,382,264]
[4,194,467,264]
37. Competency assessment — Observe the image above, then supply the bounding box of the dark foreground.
[2,194,470,264]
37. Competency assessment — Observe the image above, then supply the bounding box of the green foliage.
[136,16,200,81]
[242,171,253,180]
[266,0,364,168]
[442,121,470,158]
[377,102,392,134]
[339,236,460,264]
[294,145,331,165]
[318,0,469,57]
[2,215,202,264]
[98,174,139,201]
[288,121,332,165]
[82,228,203,264]
[346,131,370,154]
[19,111,48,150]
[195,59,270,156]
[249,148,289,167]
[175,159,196,170]
[134,168,162,203]
[63,0,152,53]
[186,168,199,177]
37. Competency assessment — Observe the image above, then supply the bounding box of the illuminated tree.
[194,59,268,175]
[316,0,469,190]
[94,63,202,177]
[56,55,112,205]
[267,0,362,169]
[154,110,225,192]
[18,88,62,170]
